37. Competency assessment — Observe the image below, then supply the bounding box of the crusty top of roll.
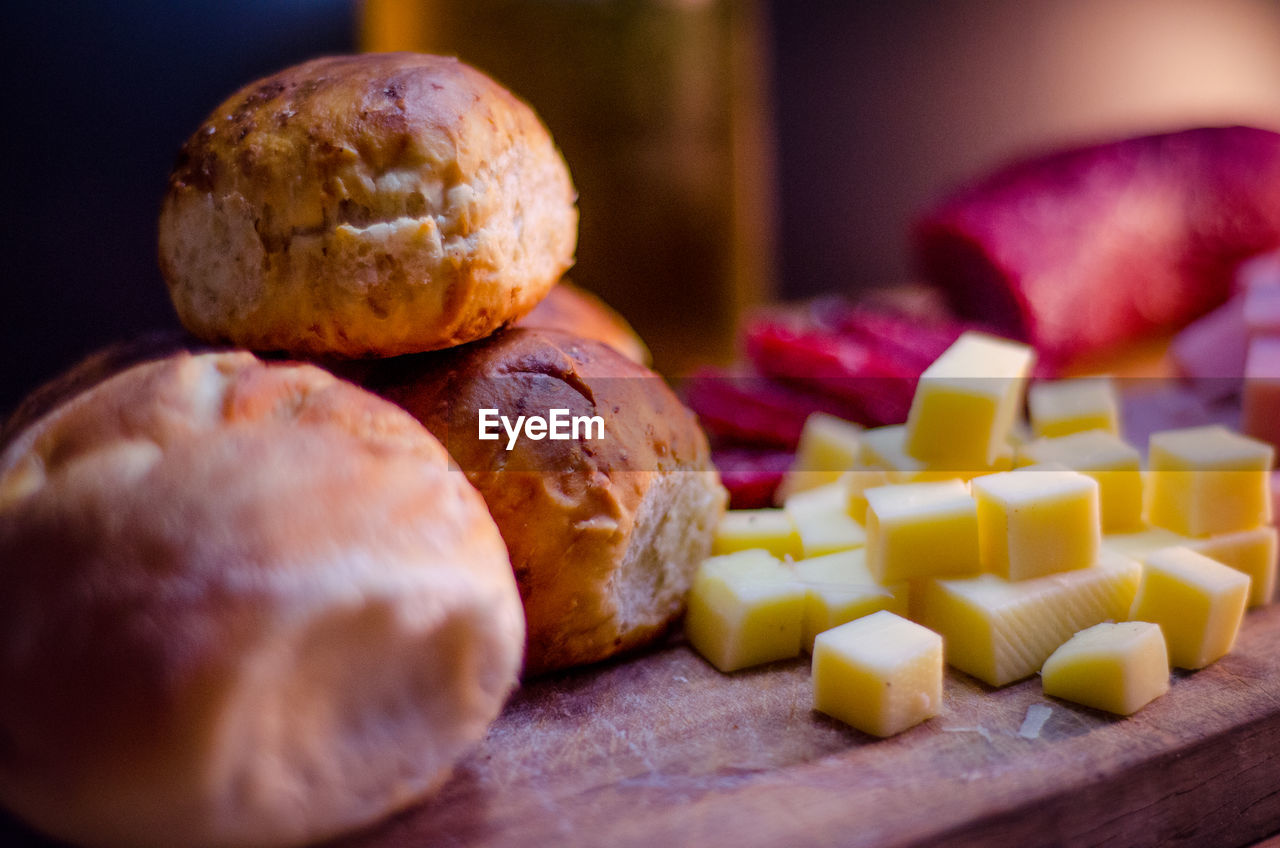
[366,328,726,675]
[159,52,577,357]
[0,330,208,455]
[0,352,524,848]
[518,280,651,365]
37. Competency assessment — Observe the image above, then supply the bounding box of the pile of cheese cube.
[687,332,1276,737]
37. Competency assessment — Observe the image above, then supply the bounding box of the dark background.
[6,0,1280,415]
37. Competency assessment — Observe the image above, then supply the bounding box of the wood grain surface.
[3,604,1277,848]
[307,602,1280,848]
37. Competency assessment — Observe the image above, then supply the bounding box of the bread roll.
[0,352,524,848]
[0,330,206,454]
[518,280,650,365]
[159,52,577,358]
[364,328,727,675]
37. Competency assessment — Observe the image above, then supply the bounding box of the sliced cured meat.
[916,126,1280,366]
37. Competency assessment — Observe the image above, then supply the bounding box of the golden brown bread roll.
[363,328,727,675]
[0,352,524,848]
[158,52,577,358]
[517,280,651,365]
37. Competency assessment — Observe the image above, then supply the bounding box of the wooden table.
[312,602,1280,848]
[3,602,1278,848]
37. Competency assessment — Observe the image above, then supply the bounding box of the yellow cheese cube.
[1008,418,1033,447]
[780,413,864,500]
[812,611,943,737]
[979,442,1017,477]
[1102,526,1190,560]
[1016,430,1144,532]
[1130,546,1250,670]
[1028,377,1121,439]
[795,413,863,470]
[684,550,805,672]
[904,332,1036,473]
[864,480,981,583]
[860,425,933,482]
[842,468,894,523]
[1189,526,1278,608]
[1145,425,1274,536]
[1041,621,1169,715]
[712,509,801,559]
[784,482,867,558]
[1105,525,1278,608]
[971,468,1100,580]
[913,551,1141,686]
[862,424,1011,483]
[794,548,908,652]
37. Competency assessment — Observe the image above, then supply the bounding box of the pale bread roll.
[159,52,577,358]
[0,352,523,848]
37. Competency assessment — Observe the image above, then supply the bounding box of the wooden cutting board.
[312,605,1280,848]
[4,608,1277,848]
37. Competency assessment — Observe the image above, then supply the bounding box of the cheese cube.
[1027,377,1121,439]
[1130,546,1250,669]
[1041,622,1169,715]
[1102,526,1190,559]
[1189,526,1278,608]
[1007,418,1033,447]
[1105,525,1278,608]
[864,480,981,583]
[712,509,801,559]
[862,423,1011,482]
[971,468,1100,580]
[1016,430,1144,532]
[684,550,805,672]
[904,332,1035,472]
[812,611,943,737]
[861,425,933,482]
[794,548,908,651]
[777,413,865,501]
[1145,425,1274,536]
[843,468,894,523]
[913,551,1141,686]
[784,482,867,558]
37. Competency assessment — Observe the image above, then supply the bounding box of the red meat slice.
[915,126,1280,367]
[711,447,794,509]
[682,365,868,449]
[743,303,989,425]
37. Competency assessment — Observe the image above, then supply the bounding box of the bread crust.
[0,352,524,848]
[159,53,577,357]
[0,330,207,454]
[365,328,726,675]
[518,280,651,365]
